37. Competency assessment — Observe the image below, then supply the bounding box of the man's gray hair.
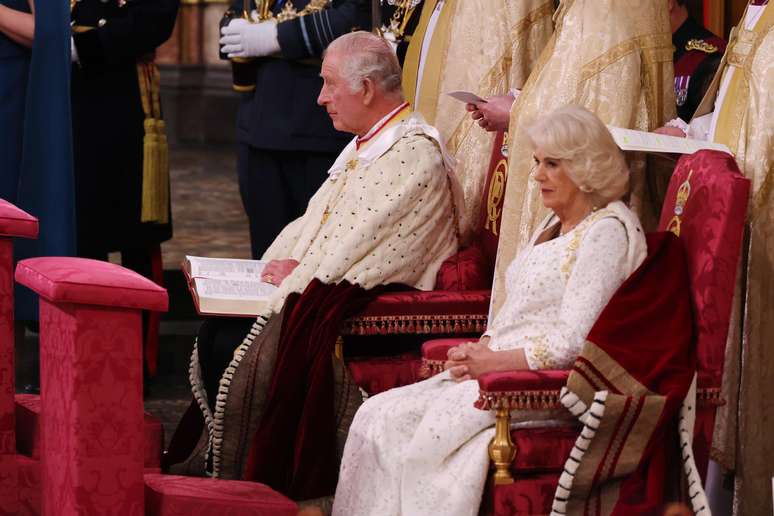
[326,31,404,99]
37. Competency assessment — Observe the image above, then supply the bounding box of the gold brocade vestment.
[402,0,554,242]
[693,5,774,515]
[490,0,675,317]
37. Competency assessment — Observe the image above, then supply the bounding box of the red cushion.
[144,474,298,516]
[15,257,168,312]
[347,353,423,395]
[434,245,493,291]
[0,199,38,239]
[421,338,469,361]
[15,393,164,468]
[353,289,491,318]
[657,150,750,388]
[478,370,570,393]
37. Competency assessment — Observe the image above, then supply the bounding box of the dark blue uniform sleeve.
[276,0,370,60]
[73,0,179,69]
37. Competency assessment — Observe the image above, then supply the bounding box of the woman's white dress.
[332,202,646,516]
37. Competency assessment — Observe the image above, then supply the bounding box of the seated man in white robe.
[168,31,462,506]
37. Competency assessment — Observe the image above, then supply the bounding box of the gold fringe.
[342,314,488,336]
[137,62,170,224]
[474,389,563,411]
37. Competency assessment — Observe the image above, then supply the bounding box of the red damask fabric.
[15,257,168,312]
[346,354,423,395]
[38,301,146,515]
[657,150,749,391]
[434,244,493,291]
[352,289,491,318]
[144,474,297,516]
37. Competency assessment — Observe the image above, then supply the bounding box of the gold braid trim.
[137,62,170,224]
[475,388,563,411]
[342,313,488,336]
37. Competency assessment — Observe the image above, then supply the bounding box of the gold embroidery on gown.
[403,0,554,242]
[490,0,675,317]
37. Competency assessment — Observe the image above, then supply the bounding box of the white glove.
[219,18,280,58]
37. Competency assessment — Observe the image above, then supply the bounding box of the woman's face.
[532,148,585,213]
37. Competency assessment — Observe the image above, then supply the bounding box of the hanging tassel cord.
[137,61,170,224]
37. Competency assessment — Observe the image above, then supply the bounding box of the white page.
[194,277,277,300]
[607,126,732,155]
[447,90,487,104]
[186,255,267,280]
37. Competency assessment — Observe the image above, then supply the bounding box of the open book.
[607,126,732,156]
[183,256,278,317]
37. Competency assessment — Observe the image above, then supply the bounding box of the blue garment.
[0,0,31,202]
[14,0,76,321]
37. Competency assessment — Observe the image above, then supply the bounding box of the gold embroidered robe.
[490,0,675,316]
[402,0,554,241]
[693,5,774,515]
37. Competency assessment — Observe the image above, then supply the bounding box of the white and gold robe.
[191,105,462,479]
[332,202,646,516]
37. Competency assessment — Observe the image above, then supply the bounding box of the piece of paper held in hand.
[447,90,487,104]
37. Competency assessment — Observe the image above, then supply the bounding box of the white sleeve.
[521,217,631,370]
[686,112,713,141]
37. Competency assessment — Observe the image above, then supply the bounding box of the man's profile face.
[318,50,366,135]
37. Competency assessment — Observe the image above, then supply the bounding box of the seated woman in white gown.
[332,105,648,516]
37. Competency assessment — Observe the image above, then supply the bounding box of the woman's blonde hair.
[525,105,629,207]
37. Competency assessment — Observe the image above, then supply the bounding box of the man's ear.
[362,77,377,106]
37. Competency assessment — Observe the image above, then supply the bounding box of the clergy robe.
[490,0,675,317]
[401,0,554,242]
[687,4,774,515]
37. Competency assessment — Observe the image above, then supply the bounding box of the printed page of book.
[194,277,276,299]
[186,255,267,280]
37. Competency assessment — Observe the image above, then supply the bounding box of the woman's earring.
[579,185,593,193]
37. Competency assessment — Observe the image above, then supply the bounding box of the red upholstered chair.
[344,132,509,395]
[14,256,297,516]
[0,199,38,515]
[421,150,750,513]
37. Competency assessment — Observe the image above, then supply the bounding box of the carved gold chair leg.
[488,407,516,485]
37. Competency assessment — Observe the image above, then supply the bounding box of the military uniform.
[672,15,726,122]
[70,0,178,260]
[377,0,424,63]
[232,0,371,258]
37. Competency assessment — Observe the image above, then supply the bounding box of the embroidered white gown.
[332,202,646,516]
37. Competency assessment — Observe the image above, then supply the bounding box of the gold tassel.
[138,62,170,224]
[141,117,160,222]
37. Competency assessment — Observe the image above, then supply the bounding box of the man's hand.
[261,259,299,286]
[653,126,687,138]
[466,94,515,132]
[220,18,280,58]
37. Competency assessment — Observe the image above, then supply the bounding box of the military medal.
[674,75,690,106]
